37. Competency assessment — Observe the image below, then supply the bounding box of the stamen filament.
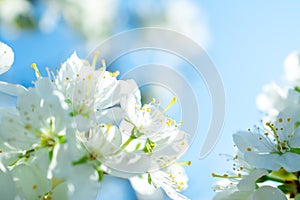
[31,63,41,78]
[92,51,100,70]
[164,97,177,113]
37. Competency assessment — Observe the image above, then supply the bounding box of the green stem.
[114,136,135,155]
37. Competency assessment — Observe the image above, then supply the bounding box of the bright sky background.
[1,1,300,199]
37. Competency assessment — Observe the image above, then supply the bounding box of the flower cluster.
[0,42,190,200]
[0,0,209,48]
[212,52,300,199]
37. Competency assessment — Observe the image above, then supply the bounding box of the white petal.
[213,189,238,200]
[130,174,164,200]
[279,152,300,172]
[249,186,287,200]
[12,164,52,199]
[96,106,124,125]
[289,126,300,147]
[0,170,16,199]
[244,153,281,171]
[0,92,17,107]
[52,182,68,200]
[284,51,300,86]
[237,169,268,191]
[66,164,100,200]
[0,81,27,96]
[0,42,14,75]
[233,131,272,153]
[256,82,287,117]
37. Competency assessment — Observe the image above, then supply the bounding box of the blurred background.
[1,0,300,199]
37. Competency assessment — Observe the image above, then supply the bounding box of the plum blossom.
[0,41,14,75]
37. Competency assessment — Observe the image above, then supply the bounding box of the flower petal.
[233,131,272,153]
[248,186,287,200]
[244,152,281,171]
[130,174,164,200]
[0,81,27,96]
[279,152,300,172]
[0,42,14,75]
[237,169,268,191]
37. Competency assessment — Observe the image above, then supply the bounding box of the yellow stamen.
[109,71,120,77]
[92,51,100,70]
[178,161,191,166]
[106,124,111,133]
[151,98,156,103]
[163,97,177,113]
[31,63,41,78]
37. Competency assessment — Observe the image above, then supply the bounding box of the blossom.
[39,0,209,49]
[212,154,287,200]
[80,124,122,161]
[105,85,190,174]
[52,52,123,131]
[130,164,189,200]
[0,0,34,33]
[233,114,300,172]
[256,82,288,121]
[284,51,300,86]
[0,47,193,200]
[0,78,69,152]
[0,41,14,75]
[120,86,186,151]
[214,185,287,200]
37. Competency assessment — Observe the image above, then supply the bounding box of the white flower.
[233,114,300,172]
[47,128,101,200]
[284,51,300,86]
[130,164,189,200]
[103,85,190,174]
[40,0,209,49]
[0,169,16,199]
[53,52,123,131]
[151,164,189,200]
[81,124,122,160]
[0,42,14,75]
[213,168,286,200]
[256,82,288,121]
[0,0,33,32]
[214,185,286,200]
[120,86,186,149]
[0,78,69,151]
[130,173,164,200]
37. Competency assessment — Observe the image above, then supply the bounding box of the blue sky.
[1,1,300,199]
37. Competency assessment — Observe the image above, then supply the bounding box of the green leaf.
[278,185,291,194]
[269,168,297,181]
[295,194,300,200]
[14,14,36,29]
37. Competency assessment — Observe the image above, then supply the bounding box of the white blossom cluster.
[1,0,209,48]
[213,52,300,200]
[0,42,190,200]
